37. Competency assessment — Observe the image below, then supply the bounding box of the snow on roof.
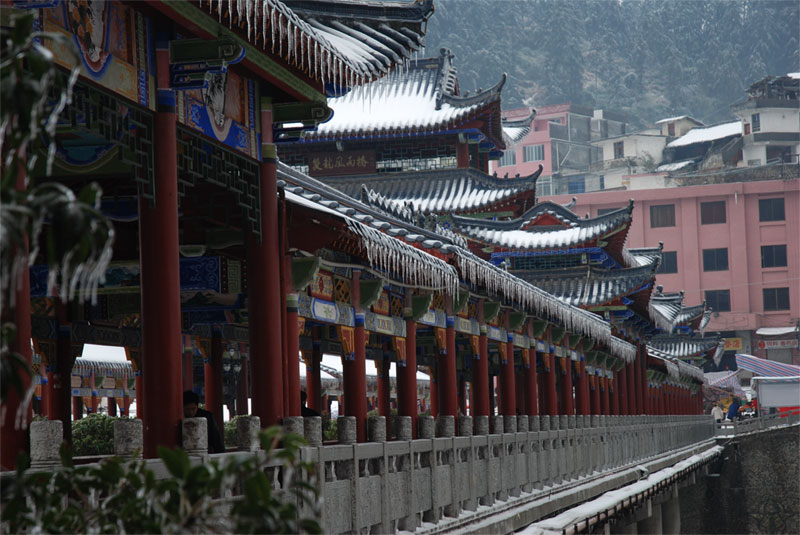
[656,159,695,172]
[666,121,741,148]
[788,73,800,79]
[313,60,480,138]
[459,224,603,250]
[756,326,798,336]
[655,115,703,125]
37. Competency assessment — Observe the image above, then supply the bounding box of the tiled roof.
[623,245,663,268]
[277,163,625,349]
[514,263,657,307]
[647,334,723,368]
[324,166,541,214]
[303,47,506,146]
[648,289,707,333]
[203,0,433,86]
[450,200,634,250]
[501,108,536,145]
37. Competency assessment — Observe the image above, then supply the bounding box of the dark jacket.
[727,401,741,421]
[197,407,226,453]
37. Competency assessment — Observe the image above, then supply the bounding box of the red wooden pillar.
[41,365,55,420]
[626,362,636,414]
[440,300,458,418]
[344,269,367,442]
[500,339,516,416]
[285,288,301,417]
[545,329,558,416]
[601,377,610,415]
[474,301,490,418]
[429,365,439,417]
[1,156,33,469]
[560,355,574,416]
[398,308,418,437]
[307,336,322,412]
[636,346,645,414]
[204,337,224,433]
[575,361,588,416]
[619,365,629,415]
[377,357,391,437]
[89,372,100,414]
[248,99,284,428]
[138,39,183,456]
[611,375,620,415]
[591,374,602,415]
[457,141,470,168]
[523,347,539,416]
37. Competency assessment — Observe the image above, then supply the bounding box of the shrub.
[0,427,321,533]
[71,414,118,456]
[322,413,338,442]
[223,414,245,448]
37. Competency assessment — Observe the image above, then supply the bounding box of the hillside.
[423,0,799,128]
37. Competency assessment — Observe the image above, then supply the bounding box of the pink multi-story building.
[546,177,800,367]
[491,104,627,195]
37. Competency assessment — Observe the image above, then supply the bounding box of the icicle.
[271,8,276,53]
[245,0,252,40]
[286,22,290,63]
[278,13,283,58]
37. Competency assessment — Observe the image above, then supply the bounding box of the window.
[759,198,785,222]
[668,123,675,136]
[523,144,545,162]
[703,248,729,271]
[705,290,731,312]
[650,204,675,228]
[498,150,516,167]
[751,113,760,133]
[657,251,678,274]
[700,201,726,224]
[761,245,787,268]
[598,207,622,216]
[568,175,585,194]
[763,287,790,311]
[613,141,624,159]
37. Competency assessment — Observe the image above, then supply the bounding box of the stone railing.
[307,413,712,533]
[18,414,715,534]
[715,412,800,437]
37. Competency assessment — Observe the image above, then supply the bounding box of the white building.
[731,73,800,167]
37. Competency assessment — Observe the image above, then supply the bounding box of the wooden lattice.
[334,277,350,303]
[391,295,404,318]
[432,292,445,311]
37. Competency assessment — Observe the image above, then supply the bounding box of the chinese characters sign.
[308,151,376,177]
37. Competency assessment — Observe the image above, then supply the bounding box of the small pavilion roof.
[501,108,536,145]
[200,0,434,88]
[325,166,541,215]
[305,47,506,149]
[647,334,724,368]
[73,357,134,378]
[514,262,658,308]
[623,245,663,268]
[449,199,634,251]
[648,288,708,333]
